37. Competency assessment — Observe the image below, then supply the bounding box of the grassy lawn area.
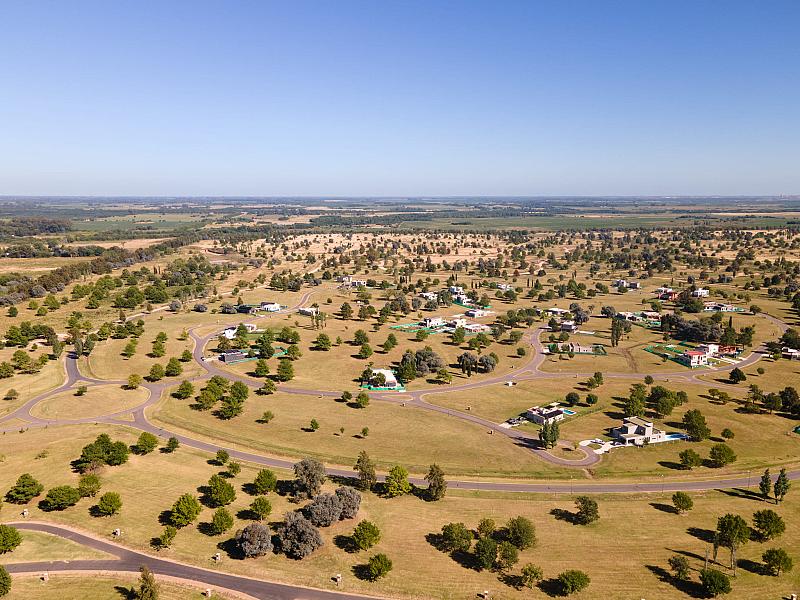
[3,575,232,600]
[150,389,561,478]
[0,359,65,418]
[30,385,149,420]
[1,425,798,599]
[2,530,111,563]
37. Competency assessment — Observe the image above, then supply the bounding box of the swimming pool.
[563,409,577,416]
[664,433,689,441]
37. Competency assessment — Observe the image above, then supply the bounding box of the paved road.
[4,522,374,600]
[1,301,798,493]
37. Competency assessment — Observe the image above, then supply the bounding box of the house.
[369,368,399,388]
[718,345,742,356]
[222,323,257,339]
[659,291,679,301]
[258,301,281,312]
[627,281,641,290]
[695,343,719,356]
[421,316,446,328]
[703,301,739,312]
[453,293,472,305]
[463,323,491,334]
[497,283,513,292]
[236,304,256,314]
[613,279,628,288]
[298,306,319,316]
[560,320,578,333]
[782,347,800,360]
[526,405,566,425]
[680,350,708,368]
[655,286,673,295]
[449,317,468,329]
[565,342,593,354]
[449,285,465,295]
[420,291,439,301]
[339,276,368,288]
[546,307,570,316]
[612,417,667,446]
[465,308,490,318]
[691,288,710,298]
[219,350,247,363]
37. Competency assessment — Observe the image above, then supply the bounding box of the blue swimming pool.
[563,409,577,416]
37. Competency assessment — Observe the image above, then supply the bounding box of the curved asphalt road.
[4,522,374,600]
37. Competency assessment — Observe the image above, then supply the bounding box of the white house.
[560,320,578,333]
[449,285,464,295]
[627,281,641,289]
[613,279,628,288]
[695,343,719,356]
[258,301,281,312]
[612,417,667,446]
[370,368,398,388]
[691,288,710,298]
[782,347,800,360]
[546,307,570,316]
[453,293,472,304]
[497,283,513,292]
[680,350,708,368]
[421,316,446,328]
[449,317,468,328]
[298,306,319,316]
[222,323,257,339]
[465,308,491,318]
[339,275,367,288]
[526,405,565,425]
[420,291,439,301]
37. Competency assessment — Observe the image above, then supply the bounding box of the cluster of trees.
[192,376,250,419]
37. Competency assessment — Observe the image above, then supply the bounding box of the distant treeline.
[0,217,72,238]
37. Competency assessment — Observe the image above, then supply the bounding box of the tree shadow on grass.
[658,460,686,471]
[157,509,173,526]
[217,536,245,560]
[329,474,360,488]
[550,508,580,524]
[686,527,716,544]
[114,585,136,599]
[537,578,565,597]
[717,487,763,502]
[645,565,704,598]
[197,521,218,536]
[352,564,375,581]
[498,572,525,589]
[737,558,765,575]
[333,534,358,553]
[650,502,678,514]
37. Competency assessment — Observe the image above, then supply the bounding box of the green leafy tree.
[683,409,711,441]
[575,496,599,524]
[496,541,519,571]
[473,536,497,571]
[384,465,412,497]
[763,548,793,576]
[164,357,182,377]
[127,373,142,389]
[96,492,122,516]
[700,569,731,597]
[137,565,159,600]
[424,464,447,501]
[42,486,81,511]
[752,509,785,541]
[250,497,272,521]
[277,359,294,381]
[133,432,159,455]
[366,553,393,580]
[0,525,22,553]
[0,564,11,596]
[210,507,234,535]
[354,451,377,491]
[207,474,236,507]
[557,570,591,595]
[672,491,694,514]
[520,563,544,588]
[78,473,102,498]
[506,515,536,548]
[774,468,790,503]
[253,469,277,494]
[668,555,690,580]
[5,473,44,504]
[709,443,737,467]
[679,449,703,469]
[759,469,772,501]
[352,520,382,551]
[169,493,201,528]
[716,513,750,571]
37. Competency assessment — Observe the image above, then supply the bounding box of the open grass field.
[30,385,149,420]
[0,359,65,418]
[1,425,798,599]
[2,530,111,563]
[4,575,233,599]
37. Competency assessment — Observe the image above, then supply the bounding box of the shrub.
[236,522,273,557]
[95,492,122,516]
[133,432,159,455]
[700,568,731,597]
[335,486,361,520]
[366,553,392,580]
[78,473,102,498]
[5,473,44,504]
[306,493,343,527]
[440,522,472,553]
[277,512,323,559]
[557,569,591,595]
[506,515,536,548]
[0,525,22,553]
[42,486,81,511]
[352,520,381,551]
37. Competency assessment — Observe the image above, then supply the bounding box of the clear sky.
[1,0,799,197]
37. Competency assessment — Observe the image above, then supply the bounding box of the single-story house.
[564,342,593,354]
[526,405,565,425]
[680,350,708,368]
[422,316,446,328]
[449,317,468,329]
[220,350,247,363]
[546,307,570,316]
[613,279,628,288]
[449,285,465,295]
[691,288,710,297]
[560,320,578,333]
[258,301,281,312]
[339,276,368,287]
[782,347,800,360]
[497,283,513,291]
[627,281,641,289]
[420,291,439,301]
[370,368,399,388]
[453,293,472,304]
[703,302,739,312]
[298,306,319,316]
[612,417,667,446]
[464,323,491,333]
[222,323,257,339]
[465,308,491,318]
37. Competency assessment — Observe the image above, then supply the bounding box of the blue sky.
[1,1,798,196]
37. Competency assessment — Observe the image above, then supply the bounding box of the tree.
[753,509,785,541]
[728,366,747,384]
[258,380,276,395]
[367,553,393,580]
[133,432,159,455]
[210,507,234,535]
[0,565,10,596]
[716,513,750,571]
[506,515,536,548]
[277,359,294,381]
[0,525,22,553]
[557,570,591,595]
[164,437,180,453]
[474,536,497,570]
[169,493,201,528]
[157,525,177,549]
[335,486,361,519]
[95,491,122,516]
[355,391,370,408]
[78,473,102,498]
[42,486,81,511]
[683,409,711,441]
[352,520,382,551]
[5,473,44,504]
[174,380,194,399]
[700,569,731,597]
[127,373,142,389]
[680,449,703,469]
[277,512,323,559]
[354,451,377,491]
[763,548,793,576]
[668,554,690,580]
[774,468,790,503]
[425,464,447,501]
[565,391,580,406]
[306,493,343,527]
[253,359,270,378]
[314,333,332,351]
[575,496,599,524]
[496,541,519,571]
[520,563,544,588]
[672,491,694,514]
[760,469,772,501]
[207,474,236,507]
[250,496,272,521]
[164,357,182,377]
[442,522,475,555]
[709,443,737,468]
[137,565,159,600]
[148,363,165,381]
[253,469,277,494]
[236,522,273,557]
[293,458,326,499]
[215,449,230,465]
[384,465,411,497]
